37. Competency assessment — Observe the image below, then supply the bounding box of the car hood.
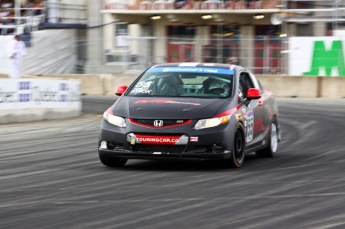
[113,97,228,119]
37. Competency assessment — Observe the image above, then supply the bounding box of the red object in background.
[254,42,282,74]
[167,43,194,62]
[115,85,127,96]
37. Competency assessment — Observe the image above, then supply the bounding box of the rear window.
[126,67,234,98]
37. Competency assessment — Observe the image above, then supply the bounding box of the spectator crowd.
[0,0,42,35]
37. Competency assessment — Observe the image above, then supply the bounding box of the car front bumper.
[99,118,236,160]
[99,148,231,160]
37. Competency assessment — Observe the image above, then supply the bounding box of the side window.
[238,73,254,101]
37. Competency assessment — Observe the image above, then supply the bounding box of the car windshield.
[127,67,234,98]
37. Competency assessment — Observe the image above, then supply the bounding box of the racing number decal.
[246,110,254,143]
[131,81,153,94]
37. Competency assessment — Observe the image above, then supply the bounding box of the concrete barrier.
[0,108,81,124]
[2,72,344,98]
[257,75,319,98]
[320,77,345,98]
[32,74,138,96]
[102,74,138,95]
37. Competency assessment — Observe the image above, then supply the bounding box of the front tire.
[99,154,128,167]
[256,119,278,158]
[225,123,245,168]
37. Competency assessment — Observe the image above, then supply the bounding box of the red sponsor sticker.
[134,134,181,145]
[190,137,198,142]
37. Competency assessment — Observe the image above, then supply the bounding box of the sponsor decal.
[235,114,242,120]
[161,68,219,73]
[147,67,235,75]
[246,110,254,143]
[134,134,181,145]
[18,81,30,103]
[19,81,30,90]
[290,37,345,76]
[130,81,153,94]
[242,108,247,116]
[134,100,201,106]
[254,118,264,134]
[190,137,198,142]
[131,88,152,94]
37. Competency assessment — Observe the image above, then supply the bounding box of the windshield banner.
[147,67,234,75]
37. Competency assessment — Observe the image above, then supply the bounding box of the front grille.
[132,144,186,153]
[132,119,189,127]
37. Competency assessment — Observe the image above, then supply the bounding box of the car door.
[238,71,264,149]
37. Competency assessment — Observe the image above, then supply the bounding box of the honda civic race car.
[98,63,281,168]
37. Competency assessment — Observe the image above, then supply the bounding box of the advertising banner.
[0,79,81,110]
[289,37,345,77]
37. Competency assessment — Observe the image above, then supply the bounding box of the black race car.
[98,63,281,168]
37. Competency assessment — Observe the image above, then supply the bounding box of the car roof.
[151,63,244,71]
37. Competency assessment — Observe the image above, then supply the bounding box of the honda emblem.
[153,120,164,127]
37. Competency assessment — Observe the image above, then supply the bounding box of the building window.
[166,25,196,62]
[115,23,129,47]
[203,25,241,63]
[287,1,313,9]
[254,25,282,74]
[255,25,282,43]
[167,25,196,40]
[296,23,312,36]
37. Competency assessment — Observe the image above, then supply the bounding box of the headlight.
[194,115,230,130]
[103,108,126,128]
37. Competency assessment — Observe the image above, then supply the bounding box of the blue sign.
[147,67,235,75]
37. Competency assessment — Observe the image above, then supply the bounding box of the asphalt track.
[0,97,345,229]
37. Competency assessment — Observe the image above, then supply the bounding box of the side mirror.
[115,85,127,96]
[246,88,261,100]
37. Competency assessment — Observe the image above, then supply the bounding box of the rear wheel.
[256,119,278,158]
[226,123,245,168]
[99,155,128,167]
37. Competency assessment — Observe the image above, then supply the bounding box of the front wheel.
[225,123,245,168]
[256,119,278,158]
[99,154,128,167]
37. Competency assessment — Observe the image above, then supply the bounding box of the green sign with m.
[303,40,345,76]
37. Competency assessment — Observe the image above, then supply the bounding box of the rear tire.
[99,154,128,167]
[225,123,245,168]
[256,119,278,158]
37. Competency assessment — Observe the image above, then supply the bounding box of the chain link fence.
[0,35,287,75]
[103,36,286,75]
